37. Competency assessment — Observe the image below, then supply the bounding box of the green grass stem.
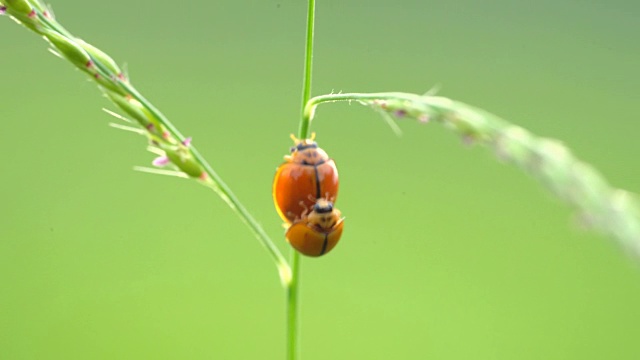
[297,0,315,140]
[288,1,316,359]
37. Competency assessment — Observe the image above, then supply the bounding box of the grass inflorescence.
[305,92,640,257]
[1,0,290,282]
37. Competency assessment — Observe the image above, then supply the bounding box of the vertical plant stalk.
[287,252,302,360]
[1,0,291,283]
[288,0,315,359]
[304,92,640,256]
[297,0,316,140]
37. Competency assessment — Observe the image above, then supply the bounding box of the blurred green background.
[1,0,639,359]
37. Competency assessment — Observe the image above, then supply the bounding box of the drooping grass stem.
[304,92,640,256]
[3,1,291,282]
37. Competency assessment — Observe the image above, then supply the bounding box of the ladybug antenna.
[324,192,335,203]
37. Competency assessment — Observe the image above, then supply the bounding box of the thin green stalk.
[297,0,316,139]
[304,92,640,257]
[286,251,301,360]
[288,0,316,359]
[287,252,301,360]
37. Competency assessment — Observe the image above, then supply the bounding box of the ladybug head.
[306,198,342,231]
[290,140,318,154]
[313,198,334,214]
[288,138,329,165]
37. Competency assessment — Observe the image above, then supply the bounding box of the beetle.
[272,135,339,223]
[285,198,344,257]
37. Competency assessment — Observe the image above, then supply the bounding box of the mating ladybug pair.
[272,135,344,257]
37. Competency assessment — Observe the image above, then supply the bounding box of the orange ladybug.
[273,135,339,223]
[286,198,344,257]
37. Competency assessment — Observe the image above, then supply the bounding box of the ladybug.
[273,135,339,223]
[286,198,344,257]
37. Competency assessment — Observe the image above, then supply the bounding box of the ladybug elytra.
[272,135,339,223]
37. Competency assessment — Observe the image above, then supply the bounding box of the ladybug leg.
[286,210,300,222]
[299,201,311,218]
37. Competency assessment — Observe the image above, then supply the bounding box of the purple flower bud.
[393,109,407,118]
[182,137,192,147]
[462,134,476,147]
[0,6,7,15]
[152,156,170,167]
[373,100,388,109]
